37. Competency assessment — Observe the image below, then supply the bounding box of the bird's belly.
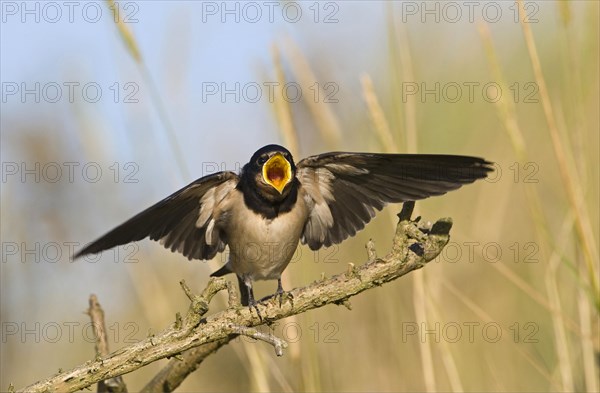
[224,197,307,281]
[229,229,299,280]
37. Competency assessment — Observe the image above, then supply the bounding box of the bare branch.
[17,210,452,393]
[140,338,232,393]
[230,325,288,356]
[87,295,128,393]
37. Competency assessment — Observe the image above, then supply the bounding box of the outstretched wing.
[297,153,492,250]
[74,171,239,260]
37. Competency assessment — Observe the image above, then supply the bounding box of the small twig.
[87,295,109,359]
[225,280,240,307]
[178,277,230,333]
[179,280,195,303]
[366,239,377,262]
[229,325,288,356]
[199,277,232,304]
[87,295,128,393]
[346,262,356,277]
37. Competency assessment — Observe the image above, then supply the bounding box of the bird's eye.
[257,156,267,165]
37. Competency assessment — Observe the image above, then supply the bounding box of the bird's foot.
[259,291,292,310]
[246,290,263,321]
[275,288,285,307]
[262,279,292,308]
[276,290,293,308]
[248,300,263,321]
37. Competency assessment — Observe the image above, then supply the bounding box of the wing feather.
[74,171,238,260]
[297,152,492,250]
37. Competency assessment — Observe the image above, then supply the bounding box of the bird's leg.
[259,278,293,307]
[275,278,285,307]
[275,278,293,308]
[236,275,250,306]
[239,275,262,320]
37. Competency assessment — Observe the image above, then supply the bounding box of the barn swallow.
[74,144,492,312]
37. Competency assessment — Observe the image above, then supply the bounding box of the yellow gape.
[262,153,292,193]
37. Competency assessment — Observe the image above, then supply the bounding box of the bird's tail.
[210,264,232,277]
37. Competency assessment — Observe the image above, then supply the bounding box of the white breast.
[220,190,309,281]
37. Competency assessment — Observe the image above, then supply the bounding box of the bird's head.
[243,144,296,201]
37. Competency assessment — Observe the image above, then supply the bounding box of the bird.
[74,144,492,312]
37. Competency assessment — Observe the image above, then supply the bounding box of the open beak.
[262,153,292,194]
